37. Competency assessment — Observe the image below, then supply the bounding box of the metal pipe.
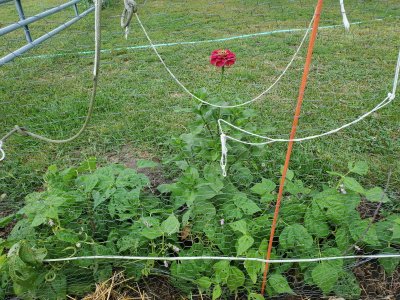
[73,3,79,16]
[0,6,94,66]
[14,0,32,43]
[0,0,81,37]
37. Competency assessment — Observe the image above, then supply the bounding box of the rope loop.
[121,0,137,39]
[220,133,228,177]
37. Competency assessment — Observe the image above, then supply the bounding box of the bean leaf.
[161,214,180,236]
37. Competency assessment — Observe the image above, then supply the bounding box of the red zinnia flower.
[210,49,236,68]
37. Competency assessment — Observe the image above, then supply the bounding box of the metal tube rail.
[14,0,32,42]
[0,0,81,37]
[0,5,94,66]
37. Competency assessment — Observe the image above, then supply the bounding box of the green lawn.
[1,0,399,206]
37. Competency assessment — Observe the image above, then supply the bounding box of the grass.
[0,0,400,208]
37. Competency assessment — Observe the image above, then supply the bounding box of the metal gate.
[0,0,94,66]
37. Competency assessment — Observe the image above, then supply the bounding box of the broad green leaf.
[141,226,163,240]
[279,224,313,251]
[192,200,216,230]
[55,230,80,244]
[285,179,311,195]
[221,200,243,221]
[304,204,330,238]
[157,183,177,194]
[116,169,149,189]
[236,235,254,256]
[31,214,47,227]
[229,220,247,235]
[174,160,189,170]
[213,260,230,283]
[196,276,212,290]
[379,248,400,275]
[268,273,294,295]
[349,218,380,246]
[261,193,275,204]
[280,199,307,224]
[92,190,107,209]
[365,187,390,203]
[79,174,98,193]
[248,293,265,300]
[117,235,141,252]
[348,161,368,175]
[312,263,339,294]
[0,214,16,228]
[196,183,220,200]
[245,250,263,284]
[314,188,361,225]
[203,164,222,181]
[136,159,159,169]
[343,177,365,194]
[321,248,343,269]
[392,218,400,241]
[234,194,261,215]
[77,157,96,173]
[212,284,222,300]
[327,171,344,177]
[161,214,180,236]
[333,271,361,299]
[230,164,254,187]
[335,227,351,251]
[227,266,245,291]
[280,166,294,181]
[182,208,192,227]
[251,178,276,195]
[18,242,47,265]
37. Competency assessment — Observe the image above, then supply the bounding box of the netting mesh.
[1,0,400,299]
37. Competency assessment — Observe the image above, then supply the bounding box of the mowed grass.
[0,0,399,208]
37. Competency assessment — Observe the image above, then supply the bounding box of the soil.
[354,262,400,300]
[80,261,400,300]
[0,208,16,239]
[357,198,382,220]
[106,144,168,188]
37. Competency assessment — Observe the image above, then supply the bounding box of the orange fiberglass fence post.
[260,0,324,295]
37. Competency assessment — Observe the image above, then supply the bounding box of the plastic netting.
[1,0,400,299]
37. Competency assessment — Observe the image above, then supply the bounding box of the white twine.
[218,48,400,174]
[0,141,5,162]
[135,13,315,108]
[43,253,400,264]
[339,0,350,31]
[220,133,228,177]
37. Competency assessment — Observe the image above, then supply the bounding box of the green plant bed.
[1,103,399,299]
[0,150,399,299]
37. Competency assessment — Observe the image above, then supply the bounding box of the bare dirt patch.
[106,144,167,188]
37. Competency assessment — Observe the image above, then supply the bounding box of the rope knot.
[388,92,395,101]
[220,133,228,177]
[14,125,28,136]
[121,0,137,39]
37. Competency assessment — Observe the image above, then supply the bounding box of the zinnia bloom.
[210,49,236,67]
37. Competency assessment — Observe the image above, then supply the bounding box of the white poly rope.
[339,0,350,31]
[218,48,400,175]
[0,141,5,161]
[135,13,315,108]
[43,253,400,264]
